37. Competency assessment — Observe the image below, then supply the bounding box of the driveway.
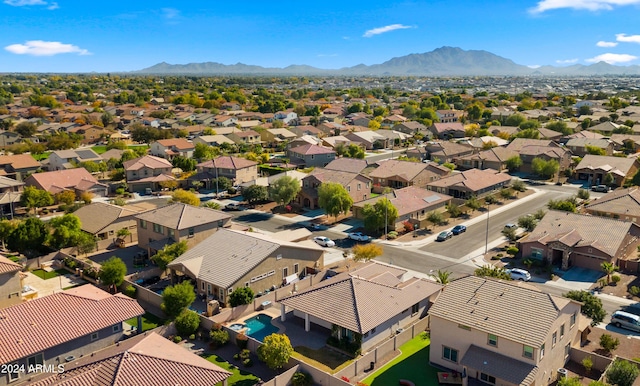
[87,245,151,275]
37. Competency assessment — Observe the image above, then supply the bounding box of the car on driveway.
[306,223,327,231]
[348,232,370,242]
[313,236,335,247]
[225,203,246,211]
[507,268,531,281]
[452,225,466,235]
[591,185,610,192]
[436,230,453,241]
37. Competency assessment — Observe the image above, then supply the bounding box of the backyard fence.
[569,348,613,372]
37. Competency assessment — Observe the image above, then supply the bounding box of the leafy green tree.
[211,176,232,193]
[603,172,615,187]
[465,196,482,212]
[585,145,606,156]
[577,188,590,200]
[546,121,572,136]
[426,211,444,228]
[162,281,196,319]
[474,265,511,280]
[269,176,301,207]
[47,214,83,249]
[446,202,462,217]
[511,179,526,192]
[20,186,54,214]
[242,185,268,205]
[564,290,606,326]
[531,158,559,179]
[318,182,353,221]
[170,189,200,206]
[606,359,640,386]
[193,143,217,160]
[547,199,576,212]
[258,333,294,370]
[7,217,47,256]
[434,270,452,285]
[499,188,512,200]
[599,333,620,355]
[152,240,188,271]
[75,232,97,255]
[505,114,526,127]
[99,256,127,293]
[15,121,37,137]
[229,287,255,307]
[171,155,197,172]
[54,190,76,205]
[517,215,537,232]
[0,219,18,249]
[175,309,200,336]
[505,156,523,172]
[362,198,398,233]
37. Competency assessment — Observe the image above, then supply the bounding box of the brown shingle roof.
[24,168,100,192]
[135,202,231,230]
[324,158,370,174]
[123,155,172,171]
[0,284,144,364]
[353,186,452,217]
[197,156,258,170]
[575,154,638,176]
[155,138,194,150]
[289,144,335,156]
[427,168,511,192]
[369,159,442,181]
[73,202,144,234]
[585,187,640,218]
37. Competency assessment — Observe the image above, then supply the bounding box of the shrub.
[243,358,253,367]
[630,286,640,297]
[123,285,136,298]
[210,329,229,347]
[292,371,314,386]
[606,359,640,386]
[506,246,519,256]
[599,333,620,355]
[611,275,621,285]
[173,336,182,343]
[115,187,125,195]
[491,255,501,260]
[402,221,414,232]
[189,334,196,340]
[387,231,398,240]
[175,309,200,336]
[582,356,593,374]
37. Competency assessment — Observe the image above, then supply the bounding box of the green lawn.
[361,332,438,386]
[31,269,68,280]
[204,354,261,386]
[92,145,107,154]
[125,312,166,332]
[292,346,353,374]
[31,152,51,161]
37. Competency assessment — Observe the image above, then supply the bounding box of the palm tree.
[600,262,618,284]
[434,270,451,285]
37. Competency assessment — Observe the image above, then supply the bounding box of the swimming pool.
[243,313,278,341]
[229,323,245,331]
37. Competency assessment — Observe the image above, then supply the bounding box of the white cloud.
[597,41,618,47]
[616,33,640,43]
[586,53,637,64]
[4,0,58,9]
[556,58,579,64]
[363,24,414,38]
[4,40,91,56]
[530,0,640,13]
[527,64,541,69]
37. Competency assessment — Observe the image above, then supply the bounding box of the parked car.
[504,223,518,231]
[452,225,467,235]
[610,310,640,332]
[436,230,453,241]
[348,232,370,242]
[313,236,335,247]
[507,268,531,281]
[591,185,610,192]
[225,203,246,211]
[306,223,327,231]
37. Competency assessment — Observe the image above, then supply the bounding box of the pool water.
[243,313,278,341]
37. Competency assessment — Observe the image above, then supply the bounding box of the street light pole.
[484,203,490,254]
[384,197,388,239]
[214,159,219,198]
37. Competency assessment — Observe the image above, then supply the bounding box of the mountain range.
[136,46,640,76]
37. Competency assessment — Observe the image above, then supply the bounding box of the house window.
[480,373,496,385]
[7,362,19,382]
[91,332,99,341]
[458,324,471,331]
[27,353,44,372]
[327,154,332,158]
[188,227,194,237]
[487,334,498,347]
[201,282,205,291]
[311,155,315,160]
[245,282,249,287]
[564,343,570,358]
[442,346,458,363]
[218,220,224,227]
[228,288,233,293]
[294,263,299,274]
[140,219,147,229]
[560,324,565,339]
[153,223,163,234]
[370,327,376,334]
[347,186,351,192]
[283,267,289,278]
[357,183,361,191]
[552,332,557,347]
[168,229,175,239]
[523,345,534,359]
[113,324,120,332]
[276,254,282,260]
[540,344,545,359]
[411,302,419,315]
[570,312,576,327]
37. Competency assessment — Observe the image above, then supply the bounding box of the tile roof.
[123,155,172,171]
[0,175,24,189]
[431,122,464,133]
[324,158,370,174]
[455,147,519,163]
[197,156,258,170]
[0,154,41,170]
[369,159,445,181]
[521,210,639,257]
[0,284,143,364]
[28,332,231,386]
[168,228,323,288]
[429,276,572,348]
[280,262,442,333]
[575,155,638,176]
[196,134,235,145]
[25,168,100,192]
[585,187,640,218]
[506,138,555,152]
[306,168,370,188]
[461,345,538,386]
[353,186,452,216]
[0,254,21,274]
[135,202,231,230]
[427,168,511,192]
[289,144,336,156]
[425,141,475,157]
[73,202,144,234]
[155,138,194,150]
[565,138,612,148]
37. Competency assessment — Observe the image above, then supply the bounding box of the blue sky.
[2,0,640,73]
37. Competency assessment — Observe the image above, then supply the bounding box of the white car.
[313,236,335,247]
[507,268,531,281]
[348,232,370,242]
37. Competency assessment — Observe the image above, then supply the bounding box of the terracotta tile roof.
[431,122,464,133]
[520,210,640,258]
[369,159,448,181]
[0,154,41,170]
[28,332,231,386]
[155,138,194,150]
[280,262,442,333]
[135,202,231,230]
[353,186,452,217]
[306,168,371,188]
[0,254,21,274]
[123,155,172,171]
[197,156,258,170]
[461,345,538,386]
[288,144,336,156]
[430,276,574,348]
[25,168,100,192]
[427,168,511,192]
[0,284,143,364]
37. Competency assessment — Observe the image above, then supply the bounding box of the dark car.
[436,230,453,241]
[452,225,466,235]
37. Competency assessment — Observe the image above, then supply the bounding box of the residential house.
[261,128,297,147]
[393,121,429,136]
[0,255,22,309]
[574,155,640,187]
[609,134,640,153]
[426,168,512,199]
[565,138,614,157]
[352,186,452,231]
[321,135,353,150]
[537,127,563,141]
[429,276,585,386]
[369,159,451,191]
[324,158,370,174]
[558,130,605,146]
[346,112,371,127]
[317,122,346,136]
[239,170,307,189]
[506,138,572,174]
[47,149,102,171]
[123,155,174,193]
[0,284,143,386]
[194,156,258,187]
[381,114,407,128]
[167,228,324,306]
[296,168,372,209]
[0,176,23,218]
[67,125,111,145]
[375,129,412,146]
[226,129,261,146]
[273,111,298,125]
[288,125,323,138]
[454,147,519,171]
[585,187,640,224]
[429,122,466,139]
[135,202,232,253]
[585,121,620,135]
[99,148,125,162]
[288,135,322,149]
[150,138,194,160]
[192,134,235,147]
[287,144,336,168]
[422,141,476,163]
[24,168,108,197]
[0,154,41,181]
[0,131,22,148]
[518,210,640,271]
[26,332,232,386]
[279,262,442,352]
[212,114,238,127]
[436,109,463,123]
[345,130,388,150]
[490,125,520,137]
